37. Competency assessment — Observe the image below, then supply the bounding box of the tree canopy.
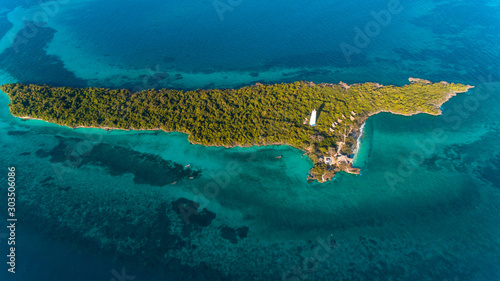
[0,80,471,181]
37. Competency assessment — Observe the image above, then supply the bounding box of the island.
[0,78,473,182]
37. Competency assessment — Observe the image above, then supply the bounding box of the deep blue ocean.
[0,0,499,280]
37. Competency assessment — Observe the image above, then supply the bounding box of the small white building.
[309,109,317,126]
[324,157,333,165]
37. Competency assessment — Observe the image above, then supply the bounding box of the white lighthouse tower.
[309,109,317,126]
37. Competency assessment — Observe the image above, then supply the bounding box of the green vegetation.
[0,79,472,182]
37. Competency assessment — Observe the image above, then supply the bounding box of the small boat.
[171,181,177,185]
[276,156,282,159]
[189,177,193,180]
[185,164,190,168]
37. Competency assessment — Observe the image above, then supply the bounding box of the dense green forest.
[0,80,471,181]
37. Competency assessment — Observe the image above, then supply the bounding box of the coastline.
[353,122,366,158]
[5,79,474,183]
[17,115,294,149]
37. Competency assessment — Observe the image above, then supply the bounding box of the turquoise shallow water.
[0,0,499,280]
